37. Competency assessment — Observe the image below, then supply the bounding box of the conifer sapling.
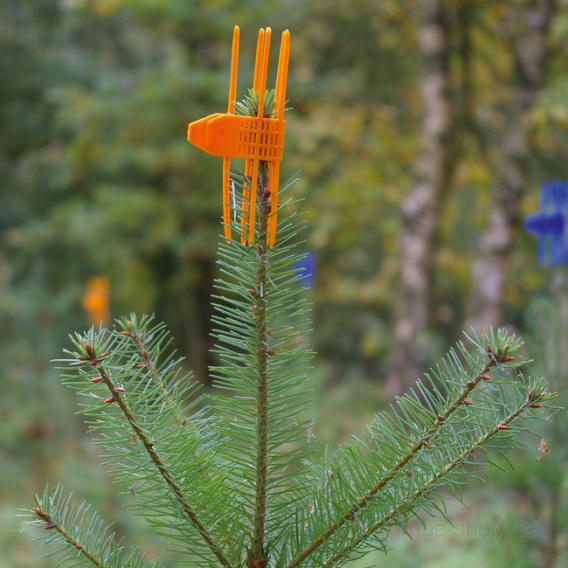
[22,26,556,568]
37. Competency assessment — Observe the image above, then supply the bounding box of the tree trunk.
[467,0,555,332]
[387,0,455,397]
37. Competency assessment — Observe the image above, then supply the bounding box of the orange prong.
[241,158,252,245]
[222,156,231,242]
[228,26,239,114]
[253,29,265,93]
[223,26,239,243]
[255,28,271,119]
[267,162,280,247]
[267,30,290,245]
[275,30,290,120]
[223,26,241,242]
[248,159,261,246]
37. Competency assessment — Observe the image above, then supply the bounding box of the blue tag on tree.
[524,181,568,265]
[295,252,316,287]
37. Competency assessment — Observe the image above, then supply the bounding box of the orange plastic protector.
[186,26,290,247]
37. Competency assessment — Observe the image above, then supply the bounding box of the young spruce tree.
[23,34,555,568]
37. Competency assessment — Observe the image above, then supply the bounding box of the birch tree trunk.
[467,0,555,332]
[386,0,455,397]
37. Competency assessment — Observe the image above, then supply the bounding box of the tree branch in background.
[467,0,556,331]
[387,0,457,396]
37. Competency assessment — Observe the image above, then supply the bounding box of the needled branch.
[285,337,547,568]
[31,506,105,568]
[26,485,159,568]
[77,341,234,568]
[320,386,543,566]
[285,360,494,568]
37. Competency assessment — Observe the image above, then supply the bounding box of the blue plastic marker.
[524,181,568,266]
[295,252,316,287]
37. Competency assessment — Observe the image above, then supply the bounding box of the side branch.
[285,345,518,568]
[96,365,234,568]
[31,506,107,568]
[321,388,546,565]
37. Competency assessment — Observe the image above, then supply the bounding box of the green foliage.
[280,331,553,567]
[3,2,566,565]
[21,155,556,565]
[24,486,159,568]
[481,289,568,567]
[21,298,556,566]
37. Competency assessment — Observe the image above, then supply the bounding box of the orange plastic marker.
[187,26,290,247]
[82,276,110,326]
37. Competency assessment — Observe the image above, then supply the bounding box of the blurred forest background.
[1,0,568,566]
